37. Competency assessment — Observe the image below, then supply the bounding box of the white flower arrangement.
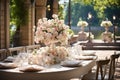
[77,21,88,27]
[100,21,113,27]
[34,14,69,46]
[29,14,71,65]
[40,46,68,65]
[14,46,69,66]
[28,46,69,66]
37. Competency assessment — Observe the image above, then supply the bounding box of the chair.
[0,49,7,61]
[7,46,25,56]
[25,45,40,53]
[82,59,110,80]
[108,54,119,80]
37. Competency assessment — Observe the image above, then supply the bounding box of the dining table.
[0,59,96,80]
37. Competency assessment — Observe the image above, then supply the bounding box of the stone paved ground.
[84,50,120,80]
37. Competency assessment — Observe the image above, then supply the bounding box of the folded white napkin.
[82,51,96,56]
[4,56,15,62]
[75,56,96,60]
[0,62,17,69]
[60,60,82,67]
[19,65,44,72]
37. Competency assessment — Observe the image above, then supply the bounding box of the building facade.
[0,0,58,49]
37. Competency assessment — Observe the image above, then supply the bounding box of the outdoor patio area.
[0,0,120,80]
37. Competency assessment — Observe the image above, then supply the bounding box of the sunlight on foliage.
[73,0,120,18]
[58,4,65,19]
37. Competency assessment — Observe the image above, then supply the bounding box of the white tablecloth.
[0,60,95,80]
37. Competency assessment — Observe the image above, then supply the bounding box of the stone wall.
[53,0,58,14]
[0,0,59,48]
[0,0,10,49]
[35,0,47,24]
[20,0,34,46]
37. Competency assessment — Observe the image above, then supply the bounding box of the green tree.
[10,0,28,27]
[73,0,120,18]
[65,2,98,26]
[10,0,28,46]
[71,0,120,26]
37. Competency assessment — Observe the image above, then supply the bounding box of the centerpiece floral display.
[34,14,69,46]
[14,14,70,67]
[30,14,70,65]
[28,46,69,66]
